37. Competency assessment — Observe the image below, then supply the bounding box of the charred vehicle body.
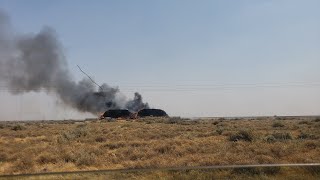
[100,108,168,119]
[137,108,168,117]
[100,109,131,119]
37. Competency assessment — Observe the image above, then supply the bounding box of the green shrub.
[229,130,254,142]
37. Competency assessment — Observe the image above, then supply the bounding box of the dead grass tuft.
[36,152,58,164]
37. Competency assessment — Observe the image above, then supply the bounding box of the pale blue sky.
[0,0,319,119]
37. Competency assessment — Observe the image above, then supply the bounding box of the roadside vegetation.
[0,116,319,177]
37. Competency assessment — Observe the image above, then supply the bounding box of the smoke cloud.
[0,11,149,114]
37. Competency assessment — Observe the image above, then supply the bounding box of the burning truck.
[0,11,167,121]
[99,108,168,119]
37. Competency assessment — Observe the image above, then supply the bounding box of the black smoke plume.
[0,11,149,114]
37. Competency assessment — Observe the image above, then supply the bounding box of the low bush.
[271,132,292,141]
[216,128,224,135]
[154,144,175,154]
[167,117,182,124]
[265,132,293,142]
[12,157,34,172]
[95,136,106,143]
[57,125,90,143]
[212,121,219,125]
[298,121,311,125]
[229,130,254,142]
[272,122,284,128]
[36,153,58,164]
[61,150,75,163]
[304,166,320,175]
[232,167,280,176]
[304,142,317,149]
[0,152,8,162]
[297,132,316,139]
[103,142,125,150]
[11,124,25,131]
[261,166,281,175]
[74,150,97,167]
[264,135,276,143]
[232,167,260,175]
[313,118,320,122]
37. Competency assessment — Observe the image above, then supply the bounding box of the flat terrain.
[0,116,319,178]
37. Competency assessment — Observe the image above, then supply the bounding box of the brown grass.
[0,117,319,176]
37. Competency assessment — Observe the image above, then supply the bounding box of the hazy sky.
[0,0,319,120]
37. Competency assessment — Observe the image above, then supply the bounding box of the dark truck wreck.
[99,109,131,119]
[137,108,168,117]
[99,108,168,119]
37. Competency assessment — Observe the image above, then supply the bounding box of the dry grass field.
[0,116,320,179]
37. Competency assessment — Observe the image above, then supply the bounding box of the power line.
[77,65,103,91]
